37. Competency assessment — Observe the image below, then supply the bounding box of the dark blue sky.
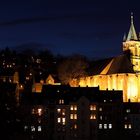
[0,0,140,59]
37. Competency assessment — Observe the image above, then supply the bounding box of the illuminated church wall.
[72,73,140,102]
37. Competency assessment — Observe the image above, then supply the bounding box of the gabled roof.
[100,54,134,74]
[88,57,113,75]
[126,13,138,41]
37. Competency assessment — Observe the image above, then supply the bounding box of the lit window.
[70,105,77,111]
[104,124,107,129]
[70,114,77,120]
[62,118,66,125]
[58,118,61,123]
[32,108,35,114]
[30,73,32,76]
[38,108,42,116]
[99,124,102,129]
[38,126,42,131]
[59,99,64,104]
[128,124,132,129]
[62,109,65,115]
[74,114,77,119]
[99,107,102,111]
[90,114,96,120]
[57,109,61,113]
[100,116,103,120]
[124,124,127,129]
[70,114,73,119]
[31,126,35,132]
[38,118,41,123]
[26,77,30,80]
[104,100,106,102]
[24,126,28,130]
[90,105,96,111]
[74,124,77,129]
[109,124,112,129]
[126,109,130,113]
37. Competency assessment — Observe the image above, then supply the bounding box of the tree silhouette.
[58,54,88,85]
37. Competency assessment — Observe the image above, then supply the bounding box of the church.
[71,14,140,102]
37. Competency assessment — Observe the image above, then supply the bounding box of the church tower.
[123,13,140,72]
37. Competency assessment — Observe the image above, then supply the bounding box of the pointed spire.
[127,12,138,41]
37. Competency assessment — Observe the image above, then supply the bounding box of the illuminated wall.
[123,41,140,72]
[71,73,140,102]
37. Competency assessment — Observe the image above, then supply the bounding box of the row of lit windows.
[90,114,96,120]
[124,124,132,129]
[57,109,66,115]
[32,105,100,116]
[24,126,42,132]
[99,124,112,129]
[59,99,64,104]
[57,114,96,121]
[57,117,66,125]
[32,108,42,116]
[70,105,77,111]
[70,114,77,120]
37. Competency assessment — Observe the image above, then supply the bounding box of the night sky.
[0,0,140,59]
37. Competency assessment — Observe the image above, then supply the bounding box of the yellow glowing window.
[59,99,64,104]
[90,114,96,120]
[62,109,65,115]
[74,124,77,129]
[70,105,77,110]
[38,108,42,116]
[57,109,61,113]
[99,107,102,111]
[62,118,66,125]
[70,114,77,120]
[124,124,127,129]
[57,118,61,123]
[128,124,132,129]
[90,105,96,111]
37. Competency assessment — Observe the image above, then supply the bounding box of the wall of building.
[71,73,140,102]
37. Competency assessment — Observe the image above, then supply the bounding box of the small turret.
[126,12,138,41]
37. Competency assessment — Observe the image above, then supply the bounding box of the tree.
[58,54,88,85]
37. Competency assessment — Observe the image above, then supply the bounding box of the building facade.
[20,86,123,140]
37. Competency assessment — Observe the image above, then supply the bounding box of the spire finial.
[126,12,138,41]
[131,12,133,24]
